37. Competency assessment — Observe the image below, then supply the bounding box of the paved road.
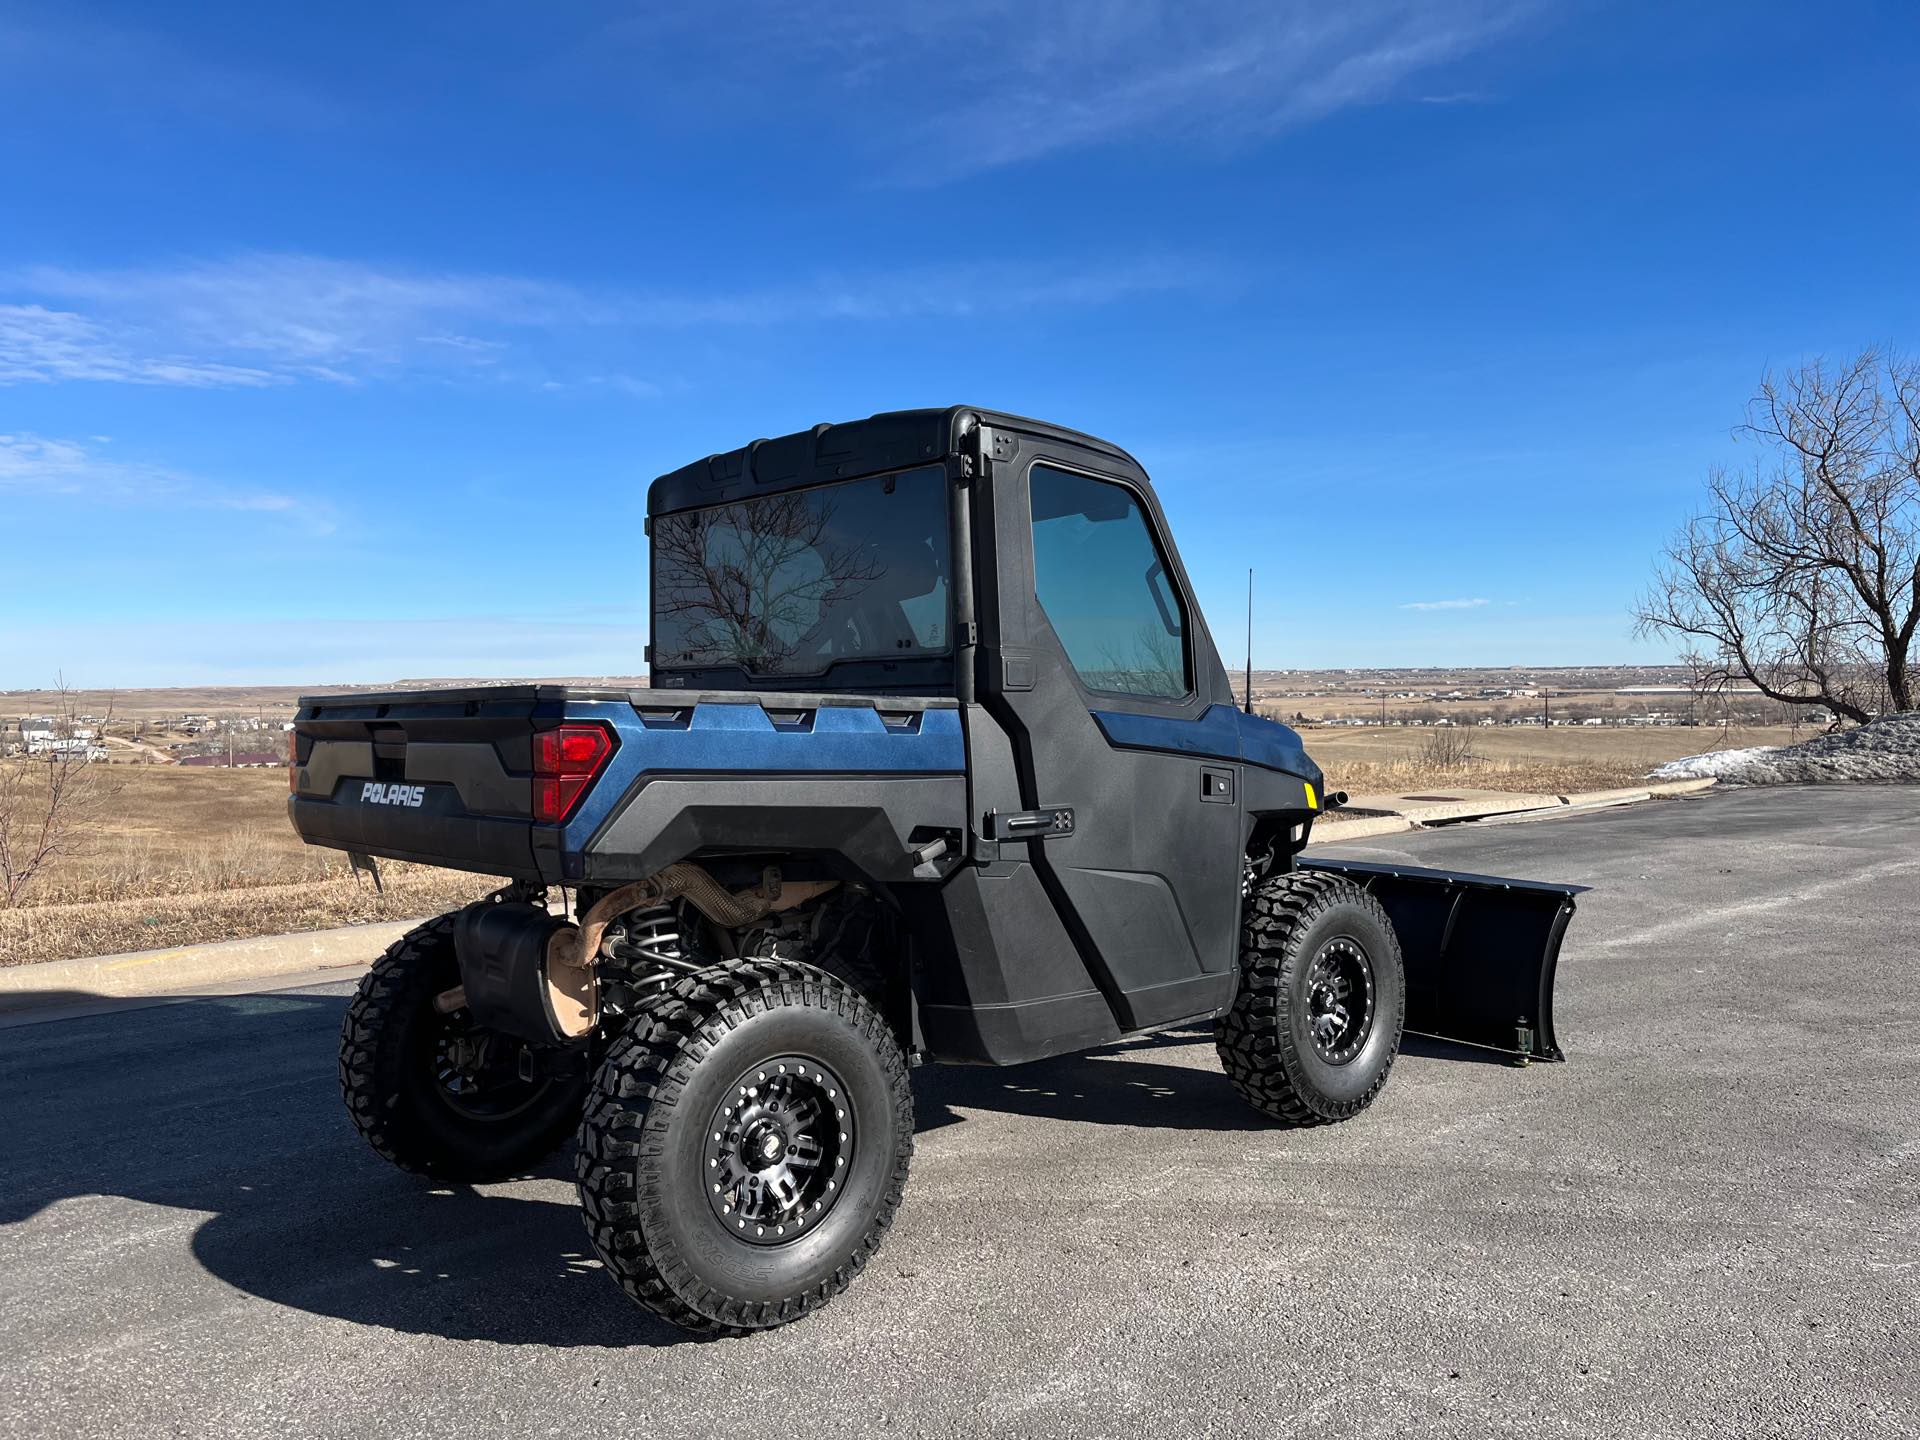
[3,786,1916,1439]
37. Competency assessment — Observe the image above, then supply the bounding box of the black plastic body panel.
[899,863,1122,1066]
[583,774,965,885]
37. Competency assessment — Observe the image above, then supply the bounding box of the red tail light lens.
[532,721,616,823]
[288,729,299,793]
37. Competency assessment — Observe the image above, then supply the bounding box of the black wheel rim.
[703,1055,853,1246]
[1305,938,1375,1065]
[425,1006,549,1122]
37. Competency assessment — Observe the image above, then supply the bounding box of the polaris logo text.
[361,782,426,808]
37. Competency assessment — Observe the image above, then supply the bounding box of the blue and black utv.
[290,408,1580,1335]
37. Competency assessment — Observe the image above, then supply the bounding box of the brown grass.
[0,765,491,967]
[1305,724,1797,802]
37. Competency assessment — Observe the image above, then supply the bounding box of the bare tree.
[0,679,118,906]
[1090,623,1187,698]
[652,491,884,671]
[1636,348,1920,723]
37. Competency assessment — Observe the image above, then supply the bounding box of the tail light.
[288,729,298,793]
[532,721,617,824]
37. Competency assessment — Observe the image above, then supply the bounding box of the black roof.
[647,406,1144,514]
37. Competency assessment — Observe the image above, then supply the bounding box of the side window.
[1028,464,1189,699]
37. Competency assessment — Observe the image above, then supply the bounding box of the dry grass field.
[1306,723,1797,797]
[0,722,1793,967]
[0,766,487,967]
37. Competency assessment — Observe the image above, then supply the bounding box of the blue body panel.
[559,700,966,852]
[1091,704,1318,782]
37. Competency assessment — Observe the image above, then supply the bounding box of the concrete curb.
[1308,776,1716,843]
[0,919,421,1013]
[1304,814,1415,843]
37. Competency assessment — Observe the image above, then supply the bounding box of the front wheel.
[339,914,588,1181]
[1217,871,1406,1125]
[576,959,914,1335]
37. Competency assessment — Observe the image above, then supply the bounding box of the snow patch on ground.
[1650,713,1920,786]
[1651,747,1780,781]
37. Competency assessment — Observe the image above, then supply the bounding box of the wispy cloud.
[1399,597,1491,611]
[5,257,570,383]
[1,252,1216,390]
[0,432,331,533]
[600,0,1536,180]
[0,304,283,388]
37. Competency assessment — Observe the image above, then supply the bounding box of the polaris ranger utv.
[290,407,1580,1335]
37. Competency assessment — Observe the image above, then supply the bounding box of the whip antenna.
[1244,568,1254,715]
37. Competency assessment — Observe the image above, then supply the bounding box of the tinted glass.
[651,466,950,676]
[1029,464,1189,698]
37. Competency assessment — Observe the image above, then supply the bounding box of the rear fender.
[1299,858,1585,1063]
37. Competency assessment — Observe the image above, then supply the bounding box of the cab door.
[975,434,1245,1030]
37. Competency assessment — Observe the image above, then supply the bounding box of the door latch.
[985,807,1075,840]
[1200,766,1235,804]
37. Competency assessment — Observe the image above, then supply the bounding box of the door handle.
[986,807,1075,840]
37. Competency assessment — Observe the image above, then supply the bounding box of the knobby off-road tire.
[576,958,914,1335]
[1217,871,1406,1126]
[340,913,587,1181]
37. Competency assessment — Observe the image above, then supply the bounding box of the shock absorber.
[599,903,693,1014]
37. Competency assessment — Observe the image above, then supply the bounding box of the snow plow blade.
[1299,858,1584,1063]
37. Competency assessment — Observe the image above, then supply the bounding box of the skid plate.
[1300,858,1585,1062]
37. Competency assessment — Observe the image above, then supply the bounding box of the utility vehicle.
[290,407,1580,1335]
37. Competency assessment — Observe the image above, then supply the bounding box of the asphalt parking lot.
[3,785,1916,1439]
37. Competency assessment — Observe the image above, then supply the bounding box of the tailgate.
[288,687,548,879]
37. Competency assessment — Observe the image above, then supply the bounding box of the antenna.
[1244,568,1254,715]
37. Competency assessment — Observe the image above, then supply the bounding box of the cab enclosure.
[290,407,1576,1068]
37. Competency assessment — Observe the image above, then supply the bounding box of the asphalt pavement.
[2,785,1916,1438]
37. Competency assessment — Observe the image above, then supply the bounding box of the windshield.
[651,466,951,677]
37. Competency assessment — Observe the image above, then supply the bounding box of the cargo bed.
[288,686,965,884]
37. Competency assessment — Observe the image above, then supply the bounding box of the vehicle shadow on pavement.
[0,991,696,1351]
[912,1028,1273,1133]
[909,1022,1515,1133]
[182,1156,696,1349]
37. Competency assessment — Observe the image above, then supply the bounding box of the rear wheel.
[1217,871,1405,1125]
[339,914,587,1181]
[575,958,913,1335]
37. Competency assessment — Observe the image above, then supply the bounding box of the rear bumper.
[288,793,541,880]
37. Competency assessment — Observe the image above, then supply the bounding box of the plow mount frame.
[1300,857,1585,1063]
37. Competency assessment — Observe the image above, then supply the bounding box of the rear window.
[651,466,950,677]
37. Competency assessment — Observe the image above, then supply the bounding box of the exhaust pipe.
[449,863,839,1045]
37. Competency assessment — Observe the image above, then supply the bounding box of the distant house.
[25,738,107,761]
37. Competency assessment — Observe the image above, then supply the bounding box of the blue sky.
[2,0,1916,687]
